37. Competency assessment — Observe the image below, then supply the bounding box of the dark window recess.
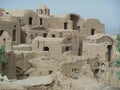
[36,33,38,36]
[52,34,55,38]
[91,29,95,35]
[101,70,104,73]
[0,30,4,36]
[94,69,99,76]
[66,47,70,51]
[29,17,32,25]
[64,22,68,29]
[43,46,49,51]
[43,33,47,38]
[13,29,16,41]
[40,18,42,25]
[49,70,53,74]
[37,41,40,48]
[45,9,47,14]
[14,25,16,28]
[68,38,71,42]
[6,12,9,14]
[77,26,80,29]
[40,9,43,14]
[107,45,112,62]
[3,38,6,41]
[72,68,77,72]
[31,35,33,39]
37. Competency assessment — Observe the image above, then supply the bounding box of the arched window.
[43,46,49,51]
[40,9,43,14]
[45,9,47,14]
[29,17,32,25]
[13,29,16,41]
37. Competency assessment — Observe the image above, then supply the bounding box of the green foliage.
[0,45,6,56]
[115,59,120,67]
[115,30,120,80]
[0,58,7,64]
[0,45,6,64]
[1,71,5,76]
[116,71,120,80]
[0,45,6,81]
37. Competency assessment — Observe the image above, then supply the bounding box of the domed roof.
[38,5,48,9]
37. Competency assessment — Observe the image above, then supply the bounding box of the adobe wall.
[38,16,73,30]
[13,10,39,26]
[48,30,80,55]
[32,38,64,57]
[0,31,12,50]
[0,20,21,45]
[79,19,105,37]
[82,35,116,65]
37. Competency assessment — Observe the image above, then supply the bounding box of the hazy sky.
[0,0,120,34]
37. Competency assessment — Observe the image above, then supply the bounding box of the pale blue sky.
[0,0,120,34]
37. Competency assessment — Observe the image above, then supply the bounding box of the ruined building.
[0,5,117,81]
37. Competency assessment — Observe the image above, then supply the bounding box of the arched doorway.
[13,29,16,41]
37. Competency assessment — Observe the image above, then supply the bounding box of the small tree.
[0,45,6,81]
[115,30,120,80]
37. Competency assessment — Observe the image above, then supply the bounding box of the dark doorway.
[29,17,32,25]
[0,30,4,36]
[52,34,55,38]
[43,46,49,51]
[49,70,53,74]
[40,18,42,25]
[91,29,95,35]
[13,29,16,41]
[43,33,47,38]
[107,45,112,61]
[64,22,68,29]
[66,47,70,51]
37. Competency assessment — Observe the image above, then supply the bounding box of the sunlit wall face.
[0,0,120,34]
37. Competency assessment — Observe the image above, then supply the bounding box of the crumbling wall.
[14,51,35,79]
[60,56,94,79]
[0,31,12,50]
[0,19,21,45]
